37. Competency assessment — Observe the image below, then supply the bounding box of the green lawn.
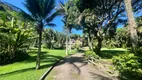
[0,48,76,80]
[100,48,128,59]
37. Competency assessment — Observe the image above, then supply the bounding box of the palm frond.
[46,23,56,27]
[45,11,60,23]
[23,0,57,24]
[20,9,35,21]
[43,0,55,18]
[58,1,68,15]
[23,0,41,19]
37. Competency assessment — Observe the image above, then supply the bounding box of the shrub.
[84,50,100,62]
[41,43,47,48]
[102,39,117,49]
[0,50,29,65]
[75,43,80,50]
[112,53,142,80]
[133,47,142,57]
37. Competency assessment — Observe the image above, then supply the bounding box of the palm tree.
[59,1,72,55]
[22,0,58,69]
[63,26,69,55]
[59,1,79,55]
[124,0,138,50]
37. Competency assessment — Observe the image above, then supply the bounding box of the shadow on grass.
[28,51,49,55]
[25,53,63,63]
[0,50,64,76]
[28,48,38,51]
[26,50,61,63]
[0,63,54,76]
[100,50,127,59]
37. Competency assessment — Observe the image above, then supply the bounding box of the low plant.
[112,53,142,80]
[84,50,100,62]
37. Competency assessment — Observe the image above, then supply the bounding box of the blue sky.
[3,0,83,35]
[3,0,142,34]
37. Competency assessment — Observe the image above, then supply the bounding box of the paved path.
[45,53,119,80]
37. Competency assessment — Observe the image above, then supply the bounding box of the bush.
[84,50,100,62]
[133,47,142,57]
[75,43,80,50]
[14,50,30,62]
[0,50,29,65]
[102,39,117,49]
[112,53,142,80]
[53,43,64,49]
[41,43,47,48]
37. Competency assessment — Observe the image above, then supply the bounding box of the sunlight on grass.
[100,48,128,59]
[0,48,75,80]
[101,48,127,51]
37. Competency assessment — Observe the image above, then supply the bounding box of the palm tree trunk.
[124,0,138,50]
[69,33,72,53]
[36,30,42,70]
[66,40,68,55]
[65,29,68,55]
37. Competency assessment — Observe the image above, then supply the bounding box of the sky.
[3,0,83,35]
[3,0,142,34]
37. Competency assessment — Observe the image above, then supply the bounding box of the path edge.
[39,54,71,80]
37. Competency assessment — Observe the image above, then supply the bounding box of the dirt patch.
[45,53,119,80]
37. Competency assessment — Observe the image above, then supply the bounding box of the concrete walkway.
[45,53,119,80]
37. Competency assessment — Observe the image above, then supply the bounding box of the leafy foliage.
[102,38,117,49]
[0,2,36,64]
[58,0,80,31]
[22,0,59,69]
[113,53,142,80]
[43,29,66,49]
[0,14,34,64]
[84,50,100,62]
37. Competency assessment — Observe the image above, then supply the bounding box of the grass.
[0,48,76,80]
[100,48,128,59]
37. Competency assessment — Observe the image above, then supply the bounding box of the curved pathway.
[45,53,119,80]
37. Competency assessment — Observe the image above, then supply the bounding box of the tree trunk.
[66,37,68,55]
[65,29,68,55]
[124,0,138,50]
[69,33,72,53]
[96,36,102,55]
[88,33,93,51]
[36,30,42,70]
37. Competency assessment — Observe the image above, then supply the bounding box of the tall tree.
[59,0,79,55]
[124,0,138,50]
[23,0,58,69]
[75,0,124,55]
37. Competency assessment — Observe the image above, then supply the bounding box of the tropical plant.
[42,28,66,49]
[137,16,142,47]
[0,14,34,64]
[116,27,130,48]
[43,29,56,49]
[74,0,142,55]
[54,31,66,49]
[84,50,99,62]
[58,0,80,55]
[22,0,59,69]
[113,53,142,80]
[75,0,124,55]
